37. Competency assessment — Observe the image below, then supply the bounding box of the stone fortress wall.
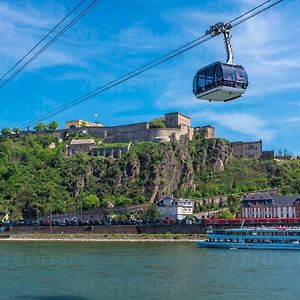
[105,125,193,143]
[20,123,194,146]
[16,112,214,146]
[61,112,196,143]
[22,113,197,144]
[54,122,193,143]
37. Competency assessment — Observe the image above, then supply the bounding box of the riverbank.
[5,233,205,242]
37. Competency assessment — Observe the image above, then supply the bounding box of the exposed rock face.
[206,139,233,165]
[147,138,195,202]
[72,133,234,203]
[74,164,93,197]
[214,158,224,172]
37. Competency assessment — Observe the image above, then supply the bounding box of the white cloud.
[0,2,61,29]
[192,111,276,142]
[277,116,300,125]
[0,1,89,73]
[110,27,174,51]
[155,86,197,109]
[231,0,300,96]
[0,0,187,88]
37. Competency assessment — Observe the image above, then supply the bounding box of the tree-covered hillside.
[0,132,300,219]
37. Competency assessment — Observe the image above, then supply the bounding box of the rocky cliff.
[75,133,234,203]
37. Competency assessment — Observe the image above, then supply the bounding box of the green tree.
[1,128,11,135]
[220,208,234,219]
[47,121,59,131]
[143,204,160,219]
[114,195,132,206]
[34,123,47,131]
[0,195,5,214]
[149,118,166,128]
[114,213,129,220]
[12,127,20,134]
[82,194,100,210]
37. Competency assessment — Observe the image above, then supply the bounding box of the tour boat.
[197,227,300,250]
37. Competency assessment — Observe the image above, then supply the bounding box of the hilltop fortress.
[58,112,213,143]
[15,111,274,160]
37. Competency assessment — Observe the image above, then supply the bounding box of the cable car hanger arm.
[206,22,233,65]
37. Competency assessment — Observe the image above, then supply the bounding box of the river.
[0,241,299,299]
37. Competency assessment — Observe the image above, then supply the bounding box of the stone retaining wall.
[9,225,206,235]
[9,225,139,234]
[8,220,300,236]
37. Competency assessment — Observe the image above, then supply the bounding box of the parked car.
[64,219,71,226]
[111,219,119,225]
[33,221,40,227]
[129,220,138,225]
[52,220,60,226]
[119,219,126,225]
[160,218,170,224]
[181,219,193,225]
[43,220,50,226]
[88,220,94,226]
[58,220,66,226]
[71,220,79,226]
[25,220,33,226]
[78,220,89,226]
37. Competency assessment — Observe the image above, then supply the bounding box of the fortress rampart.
[19,121,194,144]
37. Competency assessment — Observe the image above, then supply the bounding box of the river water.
[0,241,299,300]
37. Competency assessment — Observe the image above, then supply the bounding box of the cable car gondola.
[193,22,248,102]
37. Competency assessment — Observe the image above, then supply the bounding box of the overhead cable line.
[0,0,86,83]
[228,0,273,24]
[19,34,213,129]
[0,0,99,89]
[19,0,284,129]
[230,0,284,28]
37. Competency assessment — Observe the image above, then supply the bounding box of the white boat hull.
[197,241,300,250]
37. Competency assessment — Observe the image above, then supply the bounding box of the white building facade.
[157,197,193,220]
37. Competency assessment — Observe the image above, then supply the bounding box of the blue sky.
[0,0,299,153]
